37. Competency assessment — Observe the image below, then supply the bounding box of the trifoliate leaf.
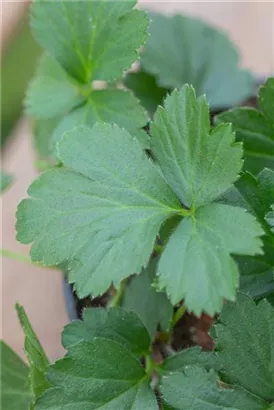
[121,259,173,338]
[25,54,85,119]
[1,341,31,410]
[33,117,61,160]
[160,367,267,410]
[52,90,148,148]
[36,339,158,410]
[16,304,50,404]
[16,123,181,298]
[140,12,253,110]
[216,78,274,173]
[124,70,168,115]
[215,293,274,401]
[162,346,221,373]
[0,171,13,193]
[62,307,151,356]
[150,85,243,209]
[156,203,263,315]
[266,205,274,233]
[31,1,148,84]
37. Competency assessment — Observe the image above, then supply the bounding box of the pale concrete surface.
[1,1,274,362]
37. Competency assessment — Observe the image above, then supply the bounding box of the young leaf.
[1,341,31,410]
[266,205,274,233]
[121,259,173,338]
[62,307,151,356]
[150,85,243,209]
[156,203,263,315]
[0,171,13,193]
[124,70,168,115]
[160,367,267,410]
[16,304,51,404]
[162,346,221,373]
[216,78,274,174]
[25,54,85,119]
[140,12,253,110]
[16,124,181,298]
[31,1,148,84]
[215,293,274,401]
[52,90,148,148]
[36,339,158,409]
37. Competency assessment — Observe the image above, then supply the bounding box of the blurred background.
[1,1,274,362]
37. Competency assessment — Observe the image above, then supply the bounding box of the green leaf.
[216,108,274,174]
[33,117,61,160]
[162,346,221,373]
[124,70,168,115]
[150,85,243,209]
[216,78,274,174]
[0,171,13,193]
[62,307,151,356]
[156,203,263,315]
[233,169,274,237]
[16,123,181,298]
[215,293,274,401]
[36,339,158,409]
[160,367,267,410]
[1,341,31,410]
[220,169,274,298]
[162,404,175,410]
[121,259,173,338]
[25,54,85,119]
[16,304,50,404]
[31,1,148,84]
[259,77,274,123]
[140,12,253,110]
[52,89,148,148]
[266,205,274,233]
[240,269,274,299]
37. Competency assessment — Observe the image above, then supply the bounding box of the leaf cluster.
[2,296,274,409]
[1,1,274,409]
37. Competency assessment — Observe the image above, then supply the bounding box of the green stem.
[171,304,186,328]
[1,248,47,268]
[110,279,127,307]
[1,249,34,264]
[178,208,192,217]
[145,355,155,378]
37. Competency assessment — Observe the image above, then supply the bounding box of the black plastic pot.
[63,279,78,321]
